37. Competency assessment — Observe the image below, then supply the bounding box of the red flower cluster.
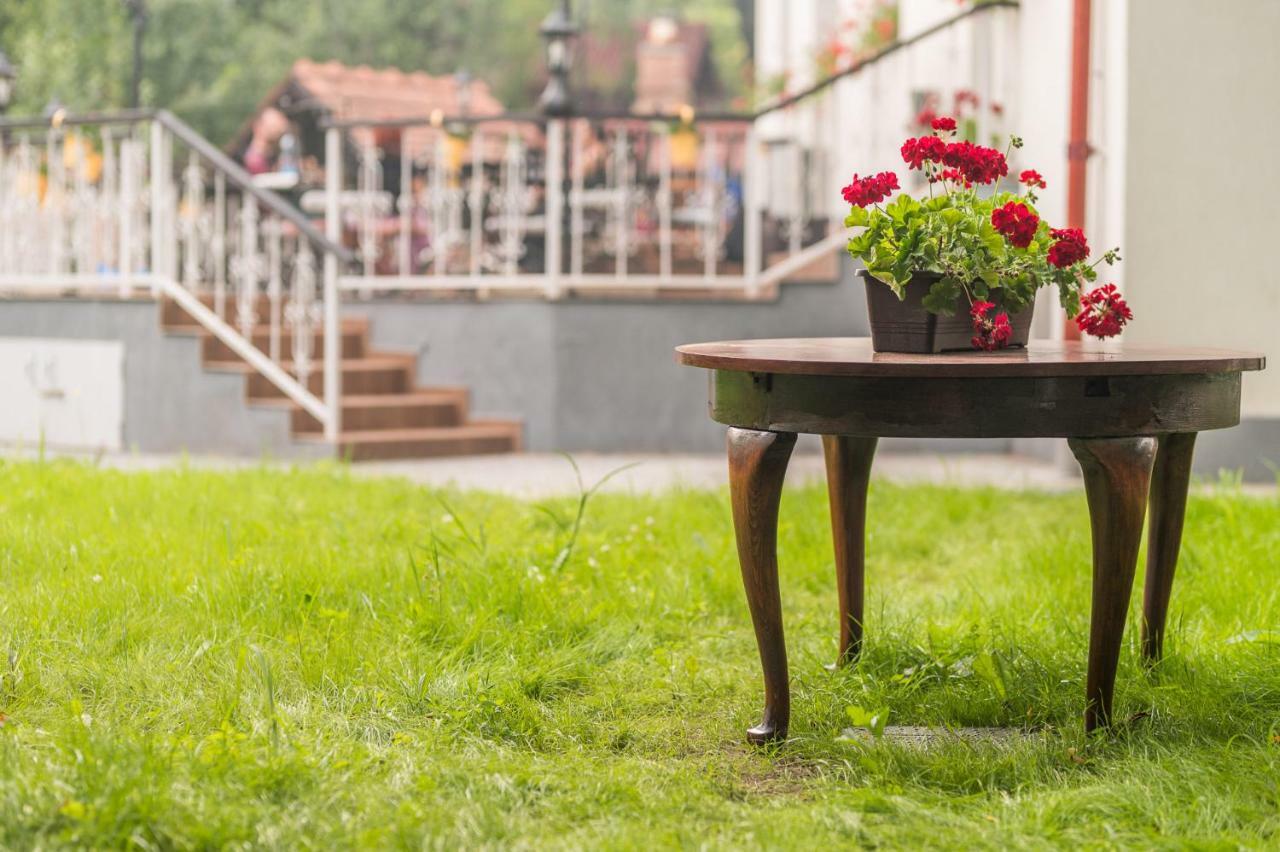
[1047,227,1089,268]
[841,171,900,207]
[1075,284,1132,338]
[938,167,969,187]
[931,116,957,132]
[900,137,1009,186]
[1019,169,1046,189]
[900,136,947,170]
[970,301,1013,350]
[991,201,1039,248]
[943,141,1008,185]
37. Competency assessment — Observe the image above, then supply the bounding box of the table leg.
[727,426,796,744]
[822,435,878,668]
[1069,437,1157,731]
[1142,432,1197,663]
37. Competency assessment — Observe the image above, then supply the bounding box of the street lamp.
[538,0,579,117]
[0,50,17,116]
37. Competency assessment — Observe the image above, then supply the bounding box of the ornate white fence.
[0,110,348,440]
[319,112,844,297]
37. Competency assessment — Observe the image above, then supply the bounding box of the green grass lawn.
[1,457,1278,849]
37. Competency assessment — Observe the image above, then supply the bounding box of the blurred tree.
[0,0,748,143]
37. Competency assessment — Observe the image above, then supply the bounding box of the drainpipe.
[1064,0,1092,340]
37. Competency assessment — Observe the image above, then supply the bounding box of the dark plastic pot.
[858,269,1035,353]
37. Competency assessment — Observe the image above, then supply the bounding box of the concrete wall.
[0,298,324,459]
[355,260,1011,456]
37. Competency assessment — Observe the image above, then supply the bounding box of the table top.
[676,339,1265,379]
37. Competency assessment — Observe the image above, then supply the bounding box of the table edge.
[675,345,1266,378]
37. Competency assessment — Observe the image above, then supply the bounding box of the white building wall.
[1120,0,1279,418]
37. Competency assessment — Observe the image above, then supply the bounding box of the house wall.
[0,298,323,459]
[1121,0,1279,421]
[1104,0,1279,478]
[355,259,1013,456]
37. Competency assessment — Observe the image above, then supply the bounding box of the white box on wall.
[0,339,125,451]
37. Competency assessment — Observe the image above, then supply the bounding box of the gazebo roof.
[234,59,541,162]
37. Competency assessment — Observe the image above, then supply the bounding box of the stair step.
[288,390,469,432]
[162,293,309,329]
[220,354,415,398]
[325,422,523,461]
[200,320,369,364]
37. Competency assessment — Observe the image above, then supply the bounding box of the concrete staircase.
[161,297,522,460]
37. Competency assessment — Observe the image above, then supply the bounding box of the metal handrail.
[154,111,354,264]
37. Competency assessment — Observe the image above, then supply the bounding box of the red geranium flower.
[1048,227,1089,268]
[900,135,947,170]
[970,301,1014,350]
[931,116,957,133]
[991,201,1039,248]
[941,141,1008,185]
[1075,284,1132,338]
[841,171,900,207]
[954,89,980,113]
[1019,169,1046,189]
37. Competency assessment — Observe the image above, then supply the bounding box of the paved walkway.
[356,451,1081,497]
[4,444,1078,496]
[6,446,1274,499]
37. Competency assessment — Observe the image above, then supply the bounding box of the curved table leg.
[1069,436,1157,731]
[727,427,796,745]
[822,435,878,668]
[1142,433,1197,663]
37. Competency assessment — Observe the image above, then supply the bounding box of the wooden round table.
[675,338,1265,743]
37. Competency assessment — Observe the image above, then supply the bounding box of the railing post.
[212,171,226,315]
[744,125,763,298]
[149,120,165,295]
[570,119,586,281]
[544,117,565,299]
[658,124,673,282]
[118,138,137,296]
[323,127,343,443]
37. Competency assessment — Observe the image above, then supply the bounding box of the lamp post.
[123,0,147,109]
[538,0,578,117]
[0,50,16,116]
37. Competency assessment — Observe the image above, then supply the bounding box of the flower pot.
[858,269,1035,353]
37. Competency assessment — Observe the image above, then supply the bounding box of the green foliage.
[1,458,1279,847]
[847,185,1095,316]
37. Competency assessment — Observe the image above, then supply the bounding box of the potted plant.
[842,116,1127,352]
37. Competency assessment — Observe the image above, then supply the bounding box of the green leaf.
[922,277,962,315]
[866,267,904,298]
[973,652,1008,700]
[844,206,870,228]
[845,705,890,739]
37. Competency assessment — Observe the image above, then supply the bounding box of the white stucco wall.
[1121,0,1279,416]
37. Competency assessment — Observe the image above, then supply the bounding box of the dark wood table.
[676,338,1265,743]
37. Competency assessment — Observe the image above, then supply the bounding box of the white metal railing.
[0,109,349,440]
[317,2,1018,298]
